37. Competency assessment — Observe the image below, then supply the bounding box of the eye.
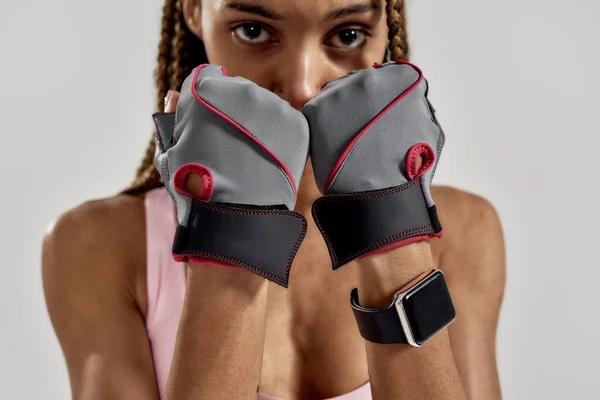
[233,23,272,45]
[328,28,368,49]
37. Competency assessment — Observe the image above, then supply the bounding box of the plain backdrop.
[1,0,599,399]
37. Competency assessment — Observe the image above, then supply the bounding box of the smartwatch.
[350,269,456,347]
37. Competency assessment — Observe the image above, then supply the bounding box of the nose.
[271,44,337,110]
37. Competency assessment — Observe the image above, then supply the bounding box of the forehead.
[211,0,385,20]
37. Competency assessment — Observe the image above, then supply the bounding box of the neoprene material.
[313,178,440,270]
[153,64,310,287]
[303,61,445,269]
[350,270,456,345]
[172,200,306,288]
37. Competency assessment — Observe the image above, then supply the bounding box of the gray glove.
[153,64,309,288]
[303,61,445,269]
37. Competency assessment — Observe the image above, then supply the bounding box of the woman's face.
[183,0,389,110]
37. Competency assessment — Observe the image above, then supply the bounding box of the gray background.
[1,0,599,398]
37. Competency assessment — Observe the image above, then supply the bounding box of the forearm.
[164,264,268,400]
[356,242,467,400]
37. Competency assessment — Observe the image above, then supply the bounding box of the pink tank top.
[144,187,372,399]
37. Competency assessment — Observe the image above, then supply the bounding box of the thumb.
[164,90,181,113]
[164,89,210,199]
[153,90,182,151]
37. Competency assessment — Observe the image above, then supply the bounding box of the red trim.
[171,253,241,268]
[170,200,307,287]
[191,64,297,200]
[406,143,435,180]
[354,228,444,262]
[172,254,186,262]
[189,256,241,268]
[173,163,214,201]
[323,61,424,193]
[356,233,432,260]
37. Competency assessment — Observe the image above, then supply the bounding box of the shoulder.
[42,193,148,316]
[431,185,503,234]
[430,185,506,284]
[43,193,146,263]
[41,194,162,397]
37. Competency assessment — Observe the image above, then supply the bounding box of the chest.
[257,226,370,399]
[257,218,444,399]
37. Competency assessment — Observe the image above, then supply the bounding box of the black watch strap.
[312,178,442,270]
[172,199,307,288]
[350,288,409,344]
[350,270,456,346]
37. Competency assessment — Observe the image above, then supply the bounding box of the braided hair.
[122,0,409,195]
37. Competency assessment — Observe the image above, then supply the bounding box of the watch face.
[403,270,456,346]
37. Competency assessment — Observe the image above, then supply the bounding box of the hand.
[153,64,310,288]
[164,91,220,199]
[303,61,445,269]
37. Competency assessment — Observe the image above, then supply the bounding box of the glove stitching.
[190,66,298,203]
[319,177,420,203]
[313,178,424,267]
[429,109,445,182]
[185,200,308,287]
[314,214,338,266]
[152,116,166,152]
[337,226,435,266]
[182,250,298,286]
[407,143,435,179]
[327,92,418,193]
[327,130,365,193]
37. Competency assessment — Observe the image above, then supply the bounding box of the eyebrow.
[224,2,284,20]
[223,1,379,21]
[325,2,379,21]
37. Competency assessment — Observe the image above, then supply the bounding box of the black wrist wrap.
[311,178,442,270]
[172,199,307,288]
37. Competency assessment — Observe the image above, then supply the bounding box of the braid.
[122,0,207,196]
[171,0,188,91]
[386,0,410,62]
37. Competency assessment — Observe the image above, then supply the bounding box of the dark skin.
[42,0,506,398]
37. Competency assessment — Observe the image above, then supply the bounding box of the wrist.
[355,241,434,308]
[186,262,268,299]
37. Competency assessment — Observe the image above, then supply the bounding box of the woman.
[42,0,506,399]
